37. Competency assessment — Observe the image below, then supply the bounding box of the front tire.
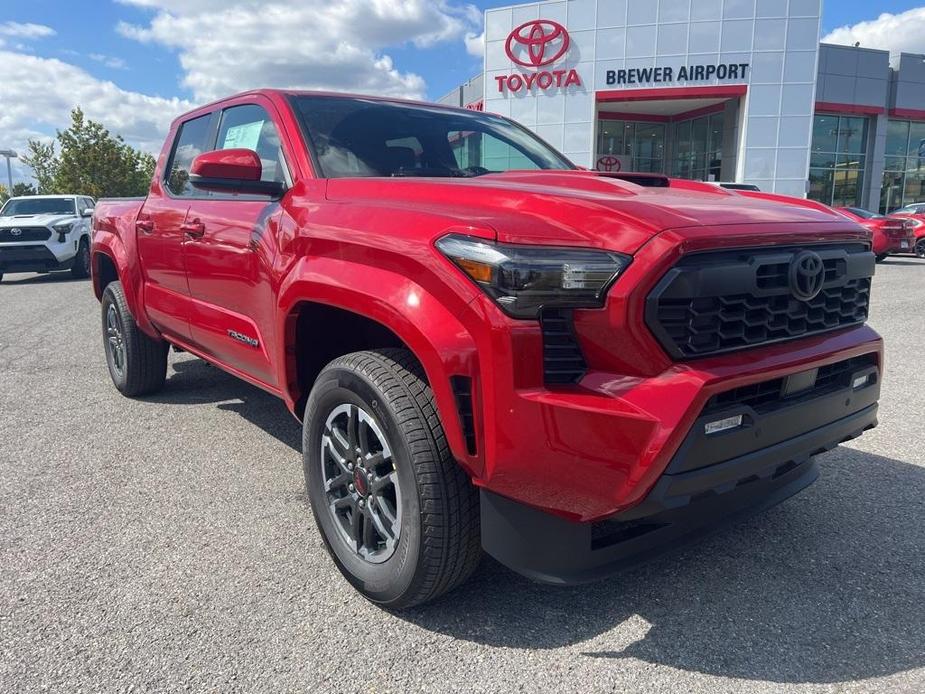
[101,282,168,396]
[303,349,481,608]
[71,237,91,278]
[875,253,888,263]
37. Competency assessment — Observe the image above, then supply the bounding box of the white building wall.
[483,0,822,197]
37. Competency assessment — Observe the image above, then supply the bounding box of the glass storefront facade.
[596,119,665,173]
[880,120,925,213]
[596,111,724,180]
[808,114,868,208]
[671,112,724,181]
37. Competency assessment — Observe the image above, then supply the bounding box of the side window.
[75,198,88,215]
[84,198,95,211]
[215,104,289,185]
[448,130,539,172]
[165,114,213,197]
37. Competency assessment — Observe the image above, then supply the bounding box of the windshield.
[290,95,574,178]
[1,197,76,217]
[846,207,882,219]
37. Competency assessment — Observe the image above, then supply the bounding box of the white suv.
[0,195,94,282]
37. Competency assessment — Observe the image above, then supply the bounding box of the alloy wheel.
[106,304,126,378]
[320,403,401,563]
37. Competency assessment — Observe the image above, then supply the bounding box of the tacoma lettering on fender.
[91,90,882,607]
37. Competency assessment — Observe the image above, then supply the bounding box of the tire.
[875,253,888,263]
[0,273,4,283]
[303,348,481,608]
[101,281,168,396]
[71,237,91,278]
[916,238,925,259]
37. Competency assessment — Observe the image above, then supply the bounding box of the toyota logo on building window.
[789,251,825,301]
[505,20,570,67]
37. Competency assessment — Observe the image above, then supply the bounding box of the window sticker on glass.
[223,120,264,150]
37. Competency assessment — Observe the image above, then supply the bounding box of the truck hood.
[0,213,77,228]
[325,171,853,253]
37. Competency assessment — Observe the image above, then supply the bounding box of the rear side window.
[165,114,213,196]
[215,104,289,185]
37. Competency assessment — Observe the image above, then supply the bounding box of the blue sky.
[1,1,924,185]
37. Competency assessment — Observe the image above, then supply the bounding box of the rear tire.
[875,253,888,263]
[916,238,925,259]
[101,281,168,396]
[71,237,91,278]
[303,348,481,609]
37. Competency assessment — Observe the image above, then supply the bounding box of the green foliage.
[0,182,37,204]
[20,107,156,198]
[11,182,38,197]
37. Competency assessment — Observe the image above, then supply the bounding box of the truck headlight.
[53,221,75,242]
[436,234,630,319]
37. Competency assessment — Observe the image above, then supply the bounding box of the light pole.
[0,149,18,193]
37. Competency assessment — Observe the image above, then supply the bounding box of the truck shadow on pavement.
[147,356,923,685]
[400,447,925,685]
[149,356,303,452]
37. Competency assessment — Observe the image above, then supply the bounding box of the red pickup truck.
[92,90,883,607]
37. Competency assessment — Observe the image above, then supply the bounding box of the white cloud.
[465,31,484,58]
[0,21,56,39]
[116,0,480,101]
[822,8,925,57]
[89,53,129,70]
[0,50,193,185]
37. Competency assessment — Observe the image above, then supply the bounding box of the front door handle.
[136,219,154,234]
[181,219,205,239]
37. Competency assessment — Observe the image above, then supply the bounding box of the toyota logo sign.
[596,156,622,173]
[505,20,570,67]
[10,228,22,237]
[789,251,825,302]
[496,20,582,94]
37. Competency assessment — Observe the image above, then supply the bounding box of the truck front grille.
[0,227,52,243]
[646,244,874,359]
[705,353,878,415]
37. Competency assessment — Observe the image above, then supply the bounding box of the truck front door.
[181,100,291,389]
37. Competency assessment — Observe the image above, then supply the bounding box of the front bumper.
[481,366,879,584]
[0,239,78,273]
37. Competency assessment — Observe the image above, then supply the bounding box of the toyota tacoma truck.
[0,194,94,282]
[91,90,883,608]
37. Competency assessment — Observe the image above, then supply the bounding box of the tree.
[20,108,156,198]
[11,182,37,197]
[0,184,6,204]
[21,140,57,194]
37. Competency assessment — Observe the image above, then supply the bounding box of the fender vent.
[450,376,477,455]
[540,309,587,385]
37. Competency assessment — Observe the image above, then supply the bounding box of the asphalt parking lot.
[1,259,923,694]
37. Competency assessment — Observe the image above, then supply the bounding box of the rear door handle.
[181,219,205,239]
[136,219,154,234]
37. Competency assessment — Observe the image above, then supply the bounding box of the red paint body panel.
[92,89,884,523]
[836,208,914,255]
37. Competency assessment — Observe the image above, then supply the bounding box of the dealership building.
[439,0,925,213]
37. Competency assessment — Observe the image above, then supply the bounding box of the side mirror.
[81,208,93,217]
[189,149,285,198]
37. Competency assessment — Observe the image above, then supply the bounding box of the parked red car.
[91,90,882,607]
[836,207,915,260]
[889,204,925,258]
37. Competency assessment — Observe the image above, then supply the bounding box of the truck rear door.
[136,112,215,342]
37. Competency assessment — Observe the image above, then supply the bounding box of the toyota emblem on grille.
[10,228,22,236]
[789,250,825,301]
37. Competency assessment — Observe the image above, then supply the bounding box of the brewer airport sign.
[605,63,750,86]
